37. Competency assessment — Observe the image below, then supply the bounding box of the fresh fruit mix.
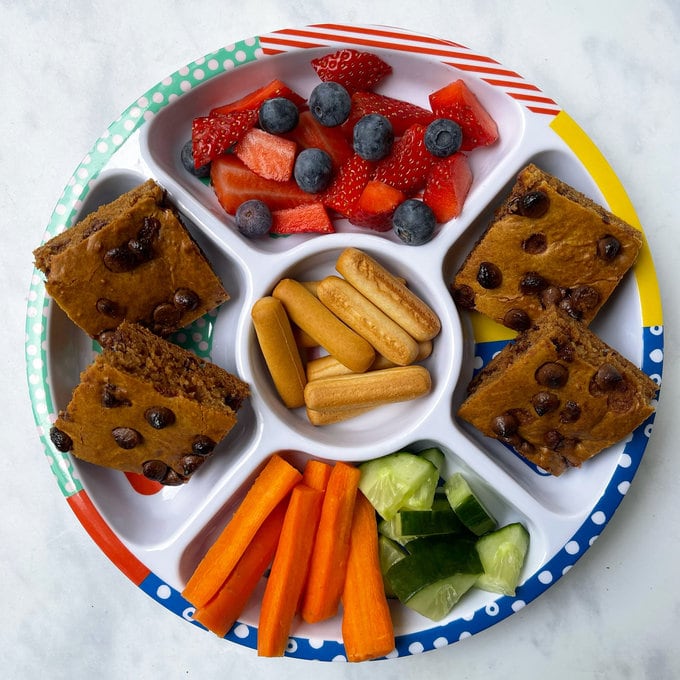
[181,48,499,244]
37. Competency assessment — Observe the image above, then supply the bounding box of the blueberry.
[309,81,351,127]
[392,199,436,245]
[258,97,299,134]
[180,140,210,178]
[424,118,463,157]
[294,148,333,193]
[235,199,272,238]
[353,114,394,161]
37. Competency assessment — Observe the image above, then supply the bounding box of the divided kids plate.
[26,24,663,661]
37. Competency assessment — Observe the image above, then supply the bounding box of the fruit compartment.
[140,45,527,254]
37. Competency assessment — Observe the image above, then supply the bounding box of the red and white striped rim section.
[259,23,562,117]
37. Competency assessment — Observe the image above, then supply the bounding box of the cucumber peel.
[444,472,497,536]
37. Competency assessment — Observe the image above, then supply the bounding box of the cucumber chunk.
[444,472,497,536]
[404,572,478,621]
[378,535,408,597]
[417,446,446,475]
[475,522,530,596]
[359,452,437,520]
[393,501,466,536]
[386,536,482,603]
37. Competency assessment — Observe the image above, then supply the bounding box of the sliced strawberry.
[341,91,436,138]
[429,79,499,151]
[322,153,374,217]
[209,78,306,117]
[210,154,318,214]
[284,110,353,170]
[234,127,297,182]
[270,203,335,235]
[191,109,258,168]
[349,180,406,231]
[373,123,436,194]
[311,48,392,93]
[423,153,473,222]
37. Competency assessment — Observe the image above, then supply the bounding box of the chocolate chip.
[161,468,187,486]
[531,391,560,416]
[569,285,601,313]
[560,400,582,423]
[102,383,130,408]
[49,426,73,452]
[103,246,137,273]
[517,190,550,218]
[180,454,205,476]
[112,427,143,449]
[96,298,122,318]
[540,285,564,308]
[145,406,176,429]
[142,459,168,481]
[492,412,519,438]
[173,288,200,311]
[597,235,621,261]
[127,238,154,262]
[138,216,161,241]
[519,272,549,295]
[503,308,531,331]
[558,297,583,320]
[477,262,502,289]
[592,363,623,392]
[452,284,476,310]
[521,233,547,254]
[544,429,564,450]
[535,362,569,388]
[152,303,181,327]
[192,435,216,456]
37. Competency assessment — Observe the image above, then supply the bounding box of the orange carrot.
[182,454,302,608]
[300,461,361,623]
[192,498,288,637]
[341,492,395,662]
[258,483,323,657]
[302,458,332,492]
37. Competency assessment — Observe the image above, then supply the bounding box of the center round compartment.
[230,235,465,462]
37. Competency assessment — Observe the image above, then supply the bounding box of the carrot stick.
[257,483,323,657]
[341,492,395,662]
[192,498,288,637]
[182,454,302,608]
[302,458,332,492]
[300,461,361,623]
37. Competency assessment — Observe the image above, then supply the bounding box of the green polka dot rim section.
[25,38,262,499]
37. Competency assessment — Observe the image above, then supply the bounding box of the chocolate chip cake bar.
[451,164,643,331]
[457,306,658,475]
[49,322,249,485]
[33,179,229,340]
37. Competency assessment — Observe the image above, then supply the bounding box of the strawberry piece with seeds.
[373,123,436,194]
[348,180,406,231]
[423,153,473,222]
[311,48,393,93]
[270,203,335,235]
[209,79,306,117]
[234,128,298,182]
[429,79,499,151]
[210,155,318,215]
[284,110,353,170]
[341,91,436,138]
[322,153,375,217]
[191,109,258,168]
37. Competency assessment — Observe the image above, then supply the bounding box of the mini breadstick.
[306,340,433,381]
[272,278,375,373]
[305,405,377,426]
[317,276,420,366]
[303,365,432,412]
[292,325,318,348]
[251,296,307,408]
[335,247,441,342]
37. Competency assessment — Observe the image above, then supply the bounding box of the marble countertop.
[3,1,679,678]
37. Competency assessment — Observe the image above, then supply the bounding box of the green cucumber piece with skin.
[475,522,530,596]
[359,452,437,520]
[444,472,497,536]
[378,535,408,597]
[417,446,446,475]
[400,447,446,510]
[386,536,482,603]
[393,501,466,536]
[403,572,478,621]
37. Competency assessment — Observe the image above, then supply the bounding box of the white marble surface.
[3,1,679,678]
